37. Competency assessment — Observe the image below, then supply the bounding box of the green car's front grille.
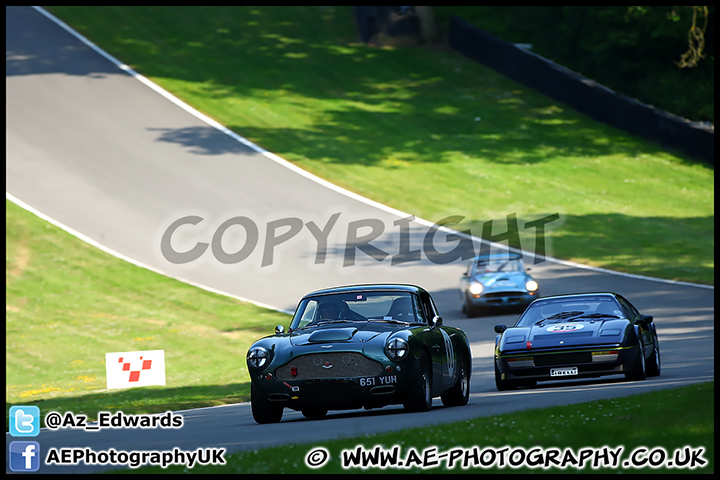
[275,352,384,381]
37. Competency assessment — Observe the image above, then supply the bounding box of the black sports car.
[246,284,472,423]
[493,292,660,390]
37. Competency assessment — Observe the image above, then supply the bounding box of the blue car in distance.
[460,253,539,317]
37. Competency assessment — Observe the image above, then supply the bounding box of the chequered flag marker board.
[106,350,165,389]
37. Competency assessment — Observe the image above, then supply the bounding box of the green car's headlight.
[385,337,409,361]
[247,346,269,369]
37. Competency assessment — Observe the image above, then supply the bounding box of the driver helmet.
[318,299,344,320]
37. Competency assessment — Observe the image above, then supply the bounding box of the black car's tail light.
[592,350,619,362]
[507,357,535,368]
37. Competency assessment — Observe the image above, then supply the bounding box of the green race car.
[247,284,472,424]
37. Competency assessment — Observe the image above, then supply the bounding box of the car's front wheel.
[301,408,328,420]
[441,356,470,407]
[463,294,480,318]
[646,329,661,377]
[404,355,432,412]
[625,335,647,382]
[251,383,283,424]
[494,362,517,391]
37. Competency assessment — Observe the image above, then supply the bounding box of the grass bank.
[6,200,287,420]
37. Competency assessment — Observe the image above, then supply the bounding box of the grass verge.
[6,199,288,424]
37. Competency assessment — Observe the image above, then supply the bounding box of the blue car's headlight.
[385,338,409,361]
[469,283,483,295]
[247,346,269,369]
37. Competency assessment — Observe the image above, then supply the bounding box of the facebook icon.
[9,441,41,472]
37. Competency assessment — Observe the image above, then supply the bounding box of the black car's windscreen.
[290,292,424,329]
[515,296,625,327]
